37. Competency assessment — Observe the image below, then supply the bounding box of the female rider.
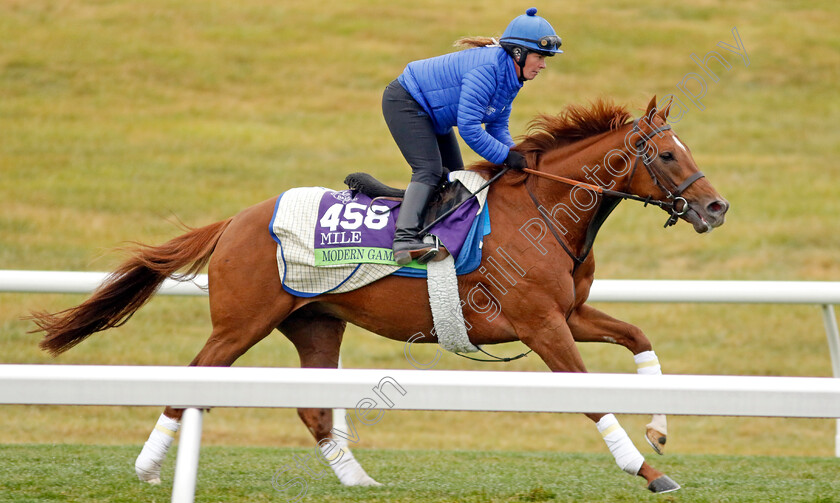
[383,7,563,265]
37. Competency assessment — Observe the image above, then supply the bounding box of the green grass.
[1,444,839,503]
[2,0,840,500]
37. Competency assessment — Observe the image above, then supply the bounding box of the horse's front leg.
[567,303,668,454]
[517,315,679,493]
[280,312,381,488]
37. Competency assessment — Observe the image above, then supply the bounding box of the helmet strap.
[504,44,529,82]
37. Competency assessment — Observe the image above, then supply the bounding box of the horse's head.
[625,96,729,233]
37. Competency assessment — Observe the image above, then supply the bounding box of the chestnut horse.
[31,97,728,494]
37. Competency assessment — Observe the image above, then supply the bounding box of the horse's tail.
[30,218,234,356]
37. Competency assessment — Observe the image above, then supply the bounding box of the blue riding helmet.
[500,7,563,56]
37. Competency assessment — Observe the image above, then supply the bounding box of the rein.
[438,120,705,364]
[455,346,533,363]
[522,119,705,264]
[521,168,668,209]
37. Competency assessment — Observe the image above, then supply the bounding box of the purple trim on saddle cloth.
[393,203,490,278]
[312,189,478,267]
[269,186,488,297]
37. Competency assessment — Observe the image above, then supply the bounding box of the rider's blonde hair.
[453,36,500,49]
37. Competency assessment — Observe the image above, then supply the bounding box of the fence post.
[333,356,349,449]
[171,408,203,503]
[821,304,840,457]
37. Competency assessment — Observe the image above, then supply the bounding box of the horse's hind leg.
[135,200,295,483]
[134,308,287,483]
[279,311,381,487]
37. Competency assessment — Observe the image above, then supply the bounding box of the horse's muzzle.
[687,197,729,233]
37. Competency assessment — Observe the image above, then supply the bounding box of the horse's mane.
[471,99,633,176]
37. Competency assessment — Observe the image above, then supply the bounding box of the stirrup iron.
[415,236,440,265]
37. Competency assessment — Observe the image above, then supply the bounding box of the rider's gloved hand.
[504,150,527,170]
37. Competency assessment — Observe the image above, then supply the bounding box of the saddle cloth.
[270,171,490,297]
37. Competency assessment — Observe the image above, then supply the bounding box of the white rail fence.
[1,366,840,502]
[4,270,838,378]
[2,271,840,502]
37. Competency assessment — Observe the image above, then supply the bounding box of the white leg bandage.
[634,350,661,375]
[135,413,180,484]
[597,414,645,475]
[635,350,667,435]
[320,439,381,486]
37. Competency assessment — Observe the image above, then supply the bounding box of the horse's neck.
[529,130,629,261]
[543,129,626,181]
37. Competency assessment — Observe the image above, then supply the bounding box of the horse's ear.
[656,96,674,121]
[645,95,657,119]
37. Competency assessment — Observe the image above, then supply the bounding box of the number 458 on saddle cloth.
[269,171,490,297]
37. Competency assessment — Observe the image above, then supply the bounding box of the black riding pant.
[382,79,464,187]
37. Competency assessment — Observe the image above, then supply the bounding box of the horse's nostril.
[706,200,729,215]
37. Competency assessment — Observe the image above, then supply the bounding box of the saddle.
[343,171,473,230]
[270,171,490,296]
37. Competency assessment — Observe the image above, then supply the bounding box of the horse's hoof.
[645,427,666,455]
[343,473,382,487]
[135,459,162,484]
[136,470,162,484]
[648,475,680,493]
[356,475,383,487]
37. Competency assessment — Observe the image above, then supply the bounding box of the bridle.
[626,120,705,227]
[525,119,704,227]
[522,118,706,263]
[453,119,705,364]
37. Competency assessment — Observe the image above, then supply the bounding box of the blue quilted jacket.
[397,46,523,165]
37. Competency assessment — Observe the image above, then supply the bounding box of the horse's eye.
[660,151,675,162]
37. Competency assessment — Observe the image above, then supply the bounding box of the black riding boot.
[393,181,438,266]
